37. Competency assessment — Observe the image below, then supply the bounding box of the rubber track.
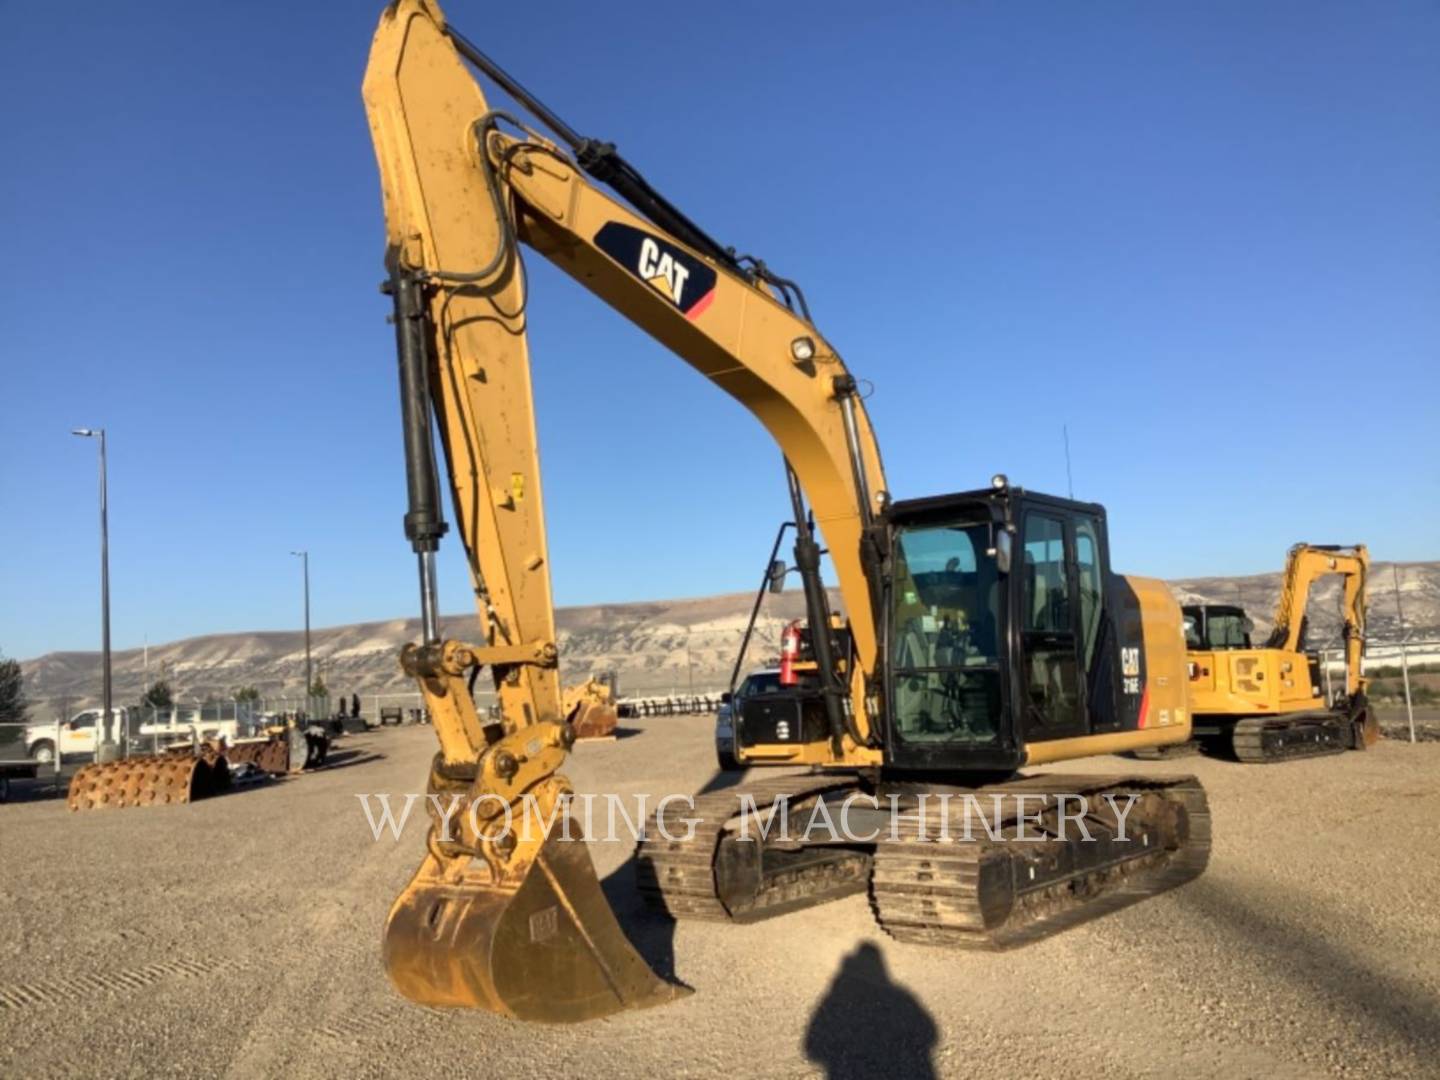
[635,773,868,922]
[1232,713,1348,764]
[870,775,1210,949]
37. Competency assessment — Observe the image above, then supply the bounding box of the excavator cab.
[734,481,1183,774]
[880,482,1138,773]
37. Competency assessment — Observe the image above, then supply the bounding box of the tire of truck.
[716,746,739,772]
[29,740,56,767]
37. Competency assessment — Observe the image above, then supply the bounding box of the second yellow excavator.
[362,0,1210,1024]
[1184,543,1376,762]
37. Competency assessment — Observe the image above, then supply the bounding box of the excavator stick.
[67,746,231,811]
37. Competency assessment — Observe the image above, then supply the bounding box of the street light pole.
[72,427,114,762]
[291,550,312,712]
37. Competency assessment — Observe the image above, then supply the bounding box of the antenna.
[1062,425,1074,499]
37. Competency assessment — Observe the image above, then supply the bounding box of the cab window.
[1022,515,1069,632]
[1207,612,1250,648]
[888,520,1002,744]
[1075,518,1103,668]
[739,673,781,698]
[1020,511,1081,734]
[1183,612,1202,649]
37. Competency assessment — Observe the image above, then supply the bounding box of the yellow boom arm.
[362,0,885,1022]
[1265,543,1369,696]
[365,0,885,744]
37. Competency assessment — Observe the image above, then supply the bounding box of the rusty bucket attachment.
[225,726,329,774]
[569,700,619,741]
[383,812,686,1023]
[226,732,296,776]
[68,748,231,811]
[563,676,620,740]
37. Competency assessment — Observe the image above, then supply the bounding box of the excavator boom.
[363,0,891,1021]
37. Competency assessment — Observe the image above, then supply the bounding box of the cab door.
[62,712,98,758]
[1018,510,1088,741]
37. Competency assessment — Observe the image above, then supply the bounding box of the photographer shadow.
[804,942,938,1080]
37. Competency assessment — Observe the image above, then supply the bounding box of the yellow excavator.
[1184,543,1375,762]
[363,0,1210,1024]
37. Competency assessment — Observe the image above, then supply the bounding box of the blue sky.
[2,1,1437,660]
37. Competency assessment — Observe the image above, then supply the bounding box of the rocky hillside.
[19,561,1438,716]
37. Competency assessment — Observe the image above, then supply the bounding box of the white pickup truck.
[24,708,243,765]
[23,708,128,766]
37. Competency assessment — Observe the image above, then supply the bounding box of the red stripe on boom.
[685,289,716,320]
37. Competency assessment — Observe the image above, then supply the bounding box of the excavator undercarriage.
[1220,704,1377,764]
[637,773,1210,947]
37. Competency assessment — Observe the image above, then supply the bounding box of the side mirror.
[990,530,1013,574]
[767,559,787,595]
[720,692,733,704]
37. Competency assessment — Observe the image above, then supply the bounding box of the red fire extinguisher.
[779,620,802,686]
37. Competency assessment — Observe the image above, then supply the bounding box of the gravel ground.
[2,718,1438,1079]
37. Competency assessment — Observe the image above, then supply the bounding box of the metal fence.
[1312,636,1437,744]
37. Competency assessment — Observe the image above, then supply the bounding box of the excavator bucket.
[569,700,619,741]
[1356,702,1381,748]
[561,677,620,740]
[383,812,686,1023]
[67,749,230,811]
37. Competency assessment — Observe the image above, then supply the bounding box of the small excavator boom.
[1265,543,1369,699]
